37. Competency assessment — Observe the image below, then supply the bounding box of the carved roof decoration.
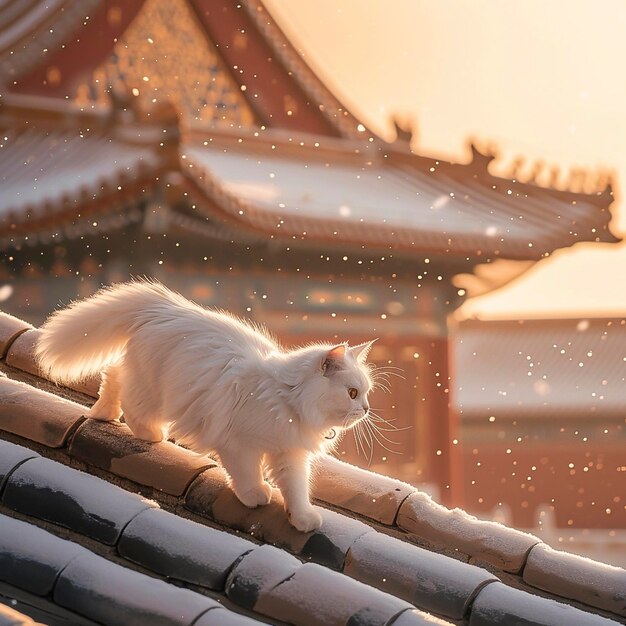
[5,0,363,137]
[2,1,145,96]
[75,0,257,128]
[0,93,618,262]
[0,1,619,263]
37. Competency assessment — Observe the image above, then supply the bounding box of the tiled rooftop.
[0,310,625,626]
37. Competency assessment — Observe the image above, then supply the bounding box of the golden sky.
[265,1,626,319]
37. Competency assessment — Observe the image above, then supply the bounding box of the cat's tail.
[35,280,171,384]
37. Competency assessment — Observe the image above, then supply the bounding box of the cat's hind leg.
[89,364,123,421]
[123,412,164,443]
[118,365,165,442]
[218,447,272,508]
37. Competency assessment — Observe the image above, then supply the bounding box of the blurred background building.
[0,0,623,565]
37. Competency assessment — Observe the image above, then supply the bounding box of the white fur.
[35,280,375,532]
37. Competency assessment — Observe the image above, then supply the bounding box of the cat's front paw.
[236,482,273,508]
[288,507,323,533]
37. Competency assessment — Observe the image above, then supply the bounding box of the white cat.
[35,280,375,532]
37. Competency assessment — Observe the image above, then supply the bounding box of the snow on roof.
[0,310,624,625]
[454,318,626,418]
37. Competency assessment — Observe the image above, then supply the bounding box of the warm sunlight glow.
[265,0,626,319]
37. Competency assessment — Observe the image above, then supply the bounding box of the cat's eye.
[348,387,358,400]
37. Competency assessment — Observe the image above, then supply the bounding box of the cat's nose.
[362,401,369,414]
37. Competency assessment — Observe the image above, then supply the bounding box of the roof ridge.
[0,310,624,624]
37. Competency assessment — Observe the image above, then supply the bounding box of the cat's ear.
[322,344,347,375]
[349,339,377,363]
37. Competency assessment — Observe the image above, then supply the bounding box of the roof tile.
[185,465,230,516]
[300,508,374,571]
[344,531,498,620]
[0,377,85,448]
[523,543,626,617]
[192,608,265,626]
[254,561,412,626]
[54,550,220,626]
[186,464,373,568]
[312,455,413,525]
[225,544,301,611]
[0,603,44,626]
[2,457,157,545]
[69,418,215,496]
[390,609,454,625]
[192,470,316,553]
[5,329,99,396]
[0,514,82,597]
[0,312,32,359]
[0,439,39,494]
[185,464,374,570]
[397,490,540,572]
[118,507,255,590]
[468,581,620,625]
[5,330,44,377]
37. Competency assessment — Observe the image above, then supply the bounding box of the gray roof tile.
[312,456,413,525]
[54,550,220,626]
[0,440,39,493]
[192,608,266,626]
[118,507,255,590]
[186,464,373,570]
[0,514,82,596]
[0,312,32,359]
[390,609,453,625]
[469,582,620,625]
[2,314,625,625]
[2,457,157,545]
[0,377,85,447]
[225,544,301,611]
[397,490,540,572]
[524,543,626,617]
[254,561,412,626]
[344,530,497,620]
[69,418,215,496]
[300,507,374,571]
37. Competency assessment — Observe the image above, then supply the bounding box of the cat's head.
[286,341,376,434]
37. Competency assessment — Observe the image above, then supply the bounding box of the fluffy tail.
[35,280,173,384]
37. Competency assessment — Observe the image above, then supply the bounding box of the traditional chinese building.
[454,318,626,565]
[0,0,618,504]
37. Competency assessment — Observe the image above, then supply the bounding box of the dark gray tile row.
[344,531,497,620]
[0,513,264,626]
[0,447,256,595]
[0,441,39,494]
[469,582,620,626]
[118,507,255,590]
[523,543,626,618]
[0,514,82,597]
[2,374,624,624]
[390,610,453,626]
[185,465,495,622]
[227,549,411,626]
[2,456,157,545]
